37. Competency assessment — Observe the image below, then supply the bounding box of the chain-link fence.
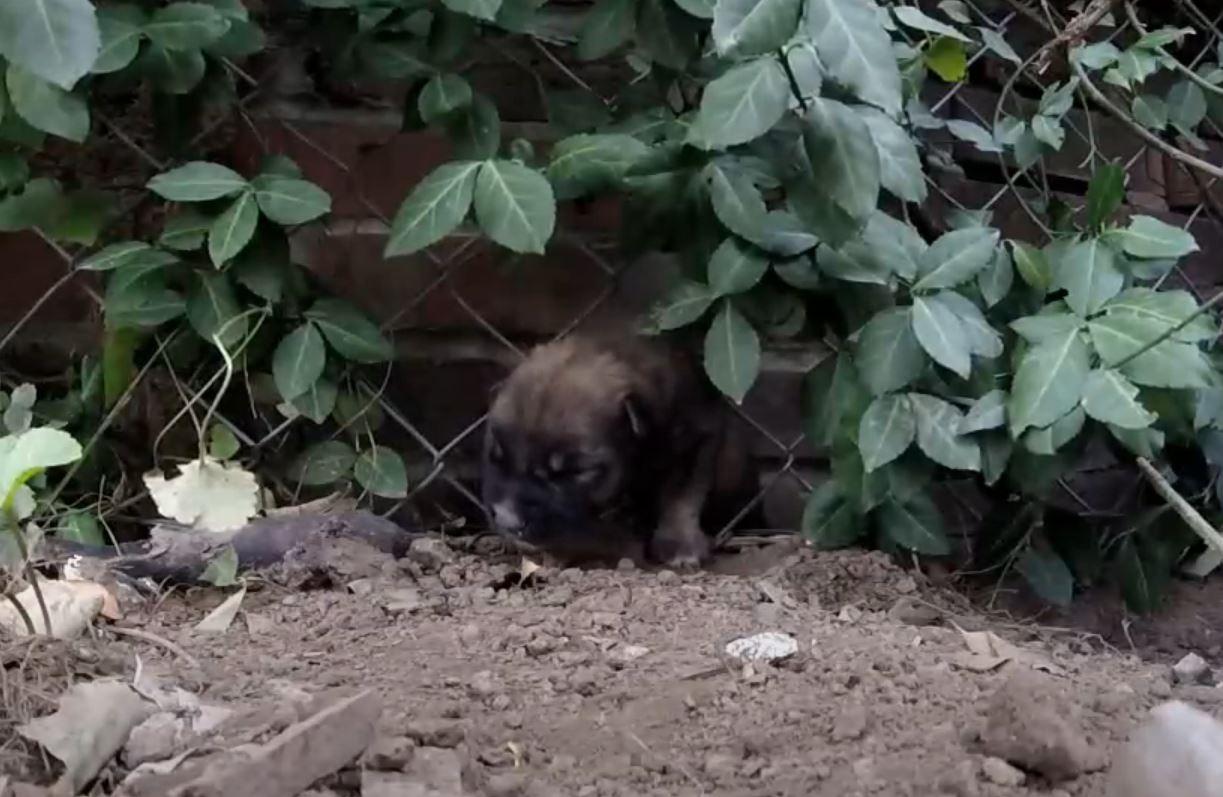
[2,0,1221,547]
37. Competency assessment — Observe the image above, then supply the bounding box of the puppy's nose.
[491,501,525,533]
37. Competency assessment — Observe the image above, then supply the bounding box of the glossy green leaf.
[910,392,981,471]
[448,94,502,161]
[1109,424,1165,459]
[855,307,925,396]
[1010,240,1052,293]
[148,161,248,202]
[802,96,880,227]
[924,35,967,82]
[708,163,768,241]
[0,0,100,90]
[1081,368,1156,429]
[159,209,211,251]
[208,422,240,460]
[546,134,647,201]
[186,271,247,349]
[384,161,480,257]
[252,176,331,225]
[80,241,156,272]
[304,298,393,363]
[272,322,326,402]
[911,295,971,379]
[6,66,89,142]
[1017,547,1073,606]
[708,238,768,295]
[289,378,338,424]
[689,57,790,149]
[878,493,950,555]
[913,227,999,291]
[856,106,926,203]
[978,246,1013,308]
[1054,238,1124,316]
[137,43,206,94]
[287,440,356,486]
[858,393,915,472]
[1167,80,1207,130]
[441,0,502,21]
[960,389,1007,433]
[804,0,902,115]
[473,159,556,254]
[418,73,473,124]
[1088,315,1212,389]
[144,2,229,50]
[1102,288,1216,343]
[208,190,258,267]
[1008,326,1090,435]
[577,0,636,61]
[636,0,700,70]
[893,5,970,40]
[1085,163,1125,230]
[703,300,760,403]
[804,353,868,447]
[801,480,864,548]
[92,5,144,74]
[712,0,801,57]
[1114,215,1198,259]
[645,281,716,331]
[354,445,409,498]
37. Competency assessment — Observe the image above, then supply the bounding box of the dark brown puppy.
[480,334,754,567]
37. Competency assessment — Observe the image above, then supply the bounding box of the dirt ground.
[3,534,1221,796]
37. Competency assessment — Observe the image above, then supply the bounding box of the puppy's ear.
[622,394,649,438]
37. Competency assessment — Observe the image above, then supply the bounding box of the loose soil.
[4,536,1221,796]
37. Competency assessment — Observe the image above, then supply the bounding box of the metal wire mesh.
[3,0,1221,544]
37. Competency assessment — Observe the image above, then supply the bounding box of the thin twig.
[1123,1,1223,98]
[1113,289,1223,368]
[1135,457,1223,555]
[107,625,201,669]
[2,592,36,635]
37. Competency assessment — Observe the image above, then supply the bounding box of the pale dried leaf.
[0,579,108,638]
[196,584,247,633]
[144,456,259,533]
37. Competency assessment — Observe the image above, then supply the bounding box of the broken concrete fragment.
[1110,700,1223,797]
[1172,652,1213,685]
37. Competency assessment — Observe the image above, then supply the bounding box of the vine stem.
[777,48,809,113]
[1113,288,1223,369]
[1135,457,1223,556]
[6,511,52,636]
[3,591,35,635]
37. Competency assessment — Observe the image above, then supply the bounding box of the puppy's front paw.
[649,526,710,571]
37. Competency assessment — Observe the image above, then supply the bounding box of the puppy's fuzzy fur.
[480,334,755,567]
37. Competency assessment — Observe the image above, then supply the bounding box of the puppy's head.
[480,340,651,552]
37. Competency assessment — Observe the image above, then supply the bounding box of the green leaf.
[418,73,473,124]
[946,119,1001,153]
[1010,240,1052,293]
[79,241,156,272]
[208,190,258,267]
[1130,94,1168,130]
[861,211,925,282]
[92,6,144,74]
[232,233,289,303]
[878,493,950,555]
[1102,287,1216,343]
[831,443,888,512]
[818,241,890,286]
[1087,315,1211,389]
[856,107,926,204]
[1117,538,1162,613]
[1167,80,1207,130]
[6,66,88,142]
[143,2,229,50]
[858,393,916,472]
[441,0,502,21]
[0,0,100,90]
[57,511,104,546]
[148,161,248,202]
[929,291,1002,358]
[287,440,356,486]
[473,160,555,254]
[159,209,211,251]
[1030,114,1064,149]
[1008,326,1089,435]
[251,176,331,226]
[1109,424,1165,459]
[577,0,636,61]
[1017,547,1073,606]
[103,262,186,328]
[979,26,1021,64]
[448,94,501,161]
[0,152,29,191]
[911,295,971,379]
[208,422,240,460]
[636,0,700,70]
[645,281,715,331]
[673,0,714,18]
[1085,163,1126,230]
[804,353,868,447]
[801,96,880,226]
[689,57,790,149]
[199,545,238,586]
[801,480,864,548]
[0,428,82,509]
[892,5,970,40]
[546,134,647,201]
[354,446,409,498]
[137,42,205,94]
[385,161,480,257]
[804,0,902,115]
[0,177,61,232]
[304,298,393,363]
[357,40,429,80]
[913,227,999,291]
[703,300,760,403]
[1082,368,1156,429]
[1009,312,1079,345]
[187,271,247,349]
[757,214,818,258]
[272,323,326,402]
[1114,215,1198,259]
[978,246,1013,308]
[924,35,967,82]
[960,389,1007,433]
[1054,238,1123,316]
[1072,41,1121,69]
[708,237,768,295]
[855,307,925,396]
[288,378,338,424]
[708,164,767,241]
[712,0,800,57]
[910,392,980,471]
[980,432,1013,486]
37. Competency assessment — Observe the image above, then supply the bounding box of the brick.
[0,231,100,330]
[1163,143,1223,211]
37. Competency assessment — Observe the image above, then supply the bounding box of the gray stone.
[1172,652,1213,685]
[1110,701,1223,797]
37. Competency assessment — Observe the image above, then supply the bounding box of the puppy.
[480,334,755,568]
